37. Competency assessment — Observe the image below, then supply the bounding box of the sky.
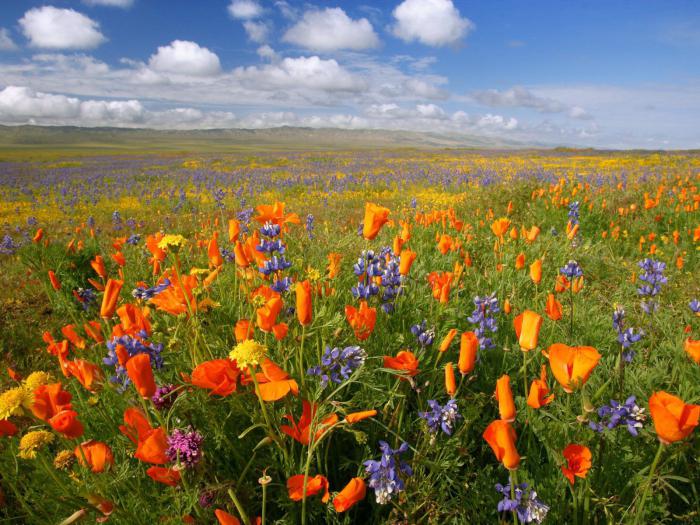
[0,0,699,148]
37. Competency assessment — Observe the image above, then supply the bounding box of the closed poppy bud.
[345,410,377,424]
[333,477,366,513]
[48,270,61,291]
[228,219,241,243]
[445,363,456,397]
[529,259,542,284]
[126,353,156,398]
[100,279,123,318]
[649,391,700,444]
[561,444,591,485]
[362,202,390,240]
[295,280,312,326]
[33,228,44,243]
[495,375,515,422]
[675,255,684,270]
[685,338,700,364]
[49,409,84,438]
[75,440,114,473]
[572,276,584,293]
[515,252,525,270]
[399,248,417,276]
[438,328,458,353]
[458,331,478,375]
[91,255,107,279]
[503,299,512,314]
[509,227,519,240]
[545,293,563,321]
[208,234,223,268]
[483,420,520,470]
[233,241,249,267]
[215,509,241,525]
[548,343,601,393]
[514,310,543,351]
[393,235,404,255]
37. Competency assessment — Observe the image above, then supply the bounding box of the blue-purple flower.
[411,320,435,348]
[419,399,461,436]
[307,345,366,388]
[364,441,412,504]
[495,482,549,524]
[589,396,646,436]
[166,427,204,468]
[467,292,500,349]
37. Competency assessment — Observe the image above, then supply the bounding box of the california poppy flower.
[111,251,126,267]
[208,233,223,268]
[333,477,366,513]
[31,382,73,421]
[190,359,241,397]
[146,466,181,486]
[555,275,570,293]
[64,358,104,393]
[135,427,169,464]
[527,365,554,409]
[445,362,456,397]
[495,375,516,422]
[572,276,584,294]
[125,353,157,398]
[439,328,458,353]
[48,270,61,291]
[33,228,44,243]
[545,293,563,321]
[228,219,241,242]
[272,322,288,341]
[648,391,700,444]
[100,279,123,318]
[561,444,592,485]
[83,321,104,343]
[491,218,511,238]
[119,407,152,445]
[514,310,543,351]
[149,272,198,316]
[547,343,601,393]
[427,271,452,304]
[529,259,542,285]
[458,331,478,375]
[515,252,526,270]
[115,304,151,337]
[483,420,520,470]
[345,410,377,424]
[327,252,342,279]
[90,255,107,279]
[255,201,301,227]
[287,474,330,503]
[345,301,377,341]
[685,337,700,364]
[295,280,313,326]
[525,225,541,243]
[399,248,417,276]
[256,296,284,333]
[75,440,114,473]
[362,202,390,240]
[235,319,253,342]
[281,399,338,445]
[215,509,241,525]
[49,409,84,438]
[250,359,299,402]
[383,350,419,377]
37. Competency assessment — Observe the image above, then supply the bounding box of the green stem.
[635,442,665,525]
[509,470,520,525]
[227,488,250,525]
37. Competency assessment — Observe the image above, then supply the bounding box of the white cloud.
[283,8,380,52]
[83,0,134,7]
[256,45,278,61]
[233,56,366,92]
[476,114,518,130]
[471,86,566,112]
[228,0,263,20]
[19,6,106,50]
[0,29,17,51]
[148,40,221,77]
[391,0,474,47]
[243,21,270,43]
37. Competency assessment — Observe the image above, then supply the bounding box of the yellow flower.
[0,386,32,420]
[229,339,268,369]
[19,431,55,459]
[54,449,76,470]
[23,371,53,391]
[306,267,321,282]
[157,234,187,252]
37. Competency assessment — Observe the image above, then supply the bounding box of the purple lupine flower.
[410,197,417,209]
[364,441,412,504]
[75,287,97,310]
[495,482,549,524]
[237,208,254,234]
[126,233,141,246]
[308,345,366,388]
[568,201,580,226]
[689,299,700,315]
[559,260,583,279]
[212,188,226,210]
[411,320,435,348]
[612,306,644,361]
[589,396,646,436]
[0,234,20,255]
[112,210,123,230]
[166,427,204,468]
[152,384,179,411]
[104,332,163,390]
[260,221,281,238]
[256,238,286,254]
[270,276,293,293]
[132,278,171,300]
[258,255,292,275]
[305,214,314,239]
[637,258,667,314]
[26,216,38,227]
[419,399,461,436]
[467,293,500,349]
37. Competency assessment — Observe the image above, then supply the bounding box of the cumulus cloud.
[228,0,263,20]
[243,21,270,43]
[233,56,366,92]
[283,8,380,52]
[148,40,221,77]
[391,0,474,47]
[83,0,134,7]
[0,29,17,51]
[19,6,106,50]
[256,45,278,61]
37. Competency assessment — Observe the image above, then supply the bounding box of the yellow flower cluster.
[229,339,268,369]
[18,431,55,459]
[0,386,33,420]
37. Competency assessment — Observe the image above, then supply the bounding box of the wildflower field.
[0,149,698,525]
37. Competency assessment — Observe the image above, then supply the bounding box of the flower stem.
[635,441,664,525]
[227,488,250,525]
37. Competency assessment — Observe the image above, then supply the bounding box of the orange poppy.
[190,359,241,396]
[545,293,563,321]
[215,509,241,525]
[514,310,543,351]
[399,249,417,276]
[111,251,126,267]
[333,477,366,513]
[31,383,73,421]
[287,474,330,503]
[91,255,107,279]
[228,219,241,242]
[491,218,511,238]
[135,427,169,464]
[495,375,516,422]
[64,358,104,393]
[281,400,338,445]
[250,359,299,402]
[149,272,198,316]
[527,365,554,409]
[119,407,152,445]
[561,444,592,485]
[555,275,570,293]
[483,420,520,470]
[125,353,157,398]
[362,202,390,240]
[100,279,123,318]
[208,233,223,268]
[83,321,104,343]
[295,280,313,326]
[445,362,456,397]
[48,270,61,291]
[33,228,44,243]
[272,322,288,341]
[256,297,284,333]
[515,252,526,270]
[503,299,512,314]
[383,350,419,377]
[327,252,342,279]
[345,410,377,424]
[685,337,700,364]
[439,328,458,353]
[75,440,114,473]
[146,466,181,486]
[254,201,301,227]
[427,271,452,303]
[458,331,478,375]
[345,301,377,341]
[115,304,151,337]
[49,409,84,438]
[60,324,86,350]
[529,259,542,284]
[525,226,541,243]
[648,391,700,444]
[0,419,18,437]
[235,319,254,342]
[547,343,601,393]
[572,276,584,294]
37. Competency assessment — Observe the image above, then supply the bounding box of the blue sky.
[0,0,699,148]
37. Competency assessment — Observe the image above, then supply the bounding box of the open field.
[0,148,699,524]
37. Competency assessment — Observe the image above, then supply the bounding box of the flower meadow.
[0,150,699,524]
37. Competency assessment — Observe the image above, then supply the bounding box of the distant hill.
[0,124,535,152]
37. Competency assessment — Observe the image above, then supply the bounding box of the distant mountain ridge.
[0,124,535,151]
